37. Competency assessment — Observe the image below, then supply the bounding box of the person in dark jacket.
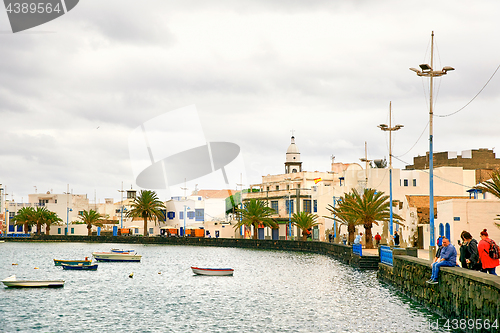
[458,235,469,269]
[460,231,481,270]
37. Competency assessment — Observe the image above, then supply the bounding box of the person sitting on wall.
[426,237,457,284]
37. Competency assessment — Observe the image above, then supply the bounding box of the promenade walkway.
[362,247,430,260]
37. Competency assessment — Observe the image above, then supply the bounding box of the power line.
[435,64,500,118]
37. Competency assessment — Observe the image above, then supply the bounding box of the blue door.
[272,228,279,240]
[445,223,451,242]
[258,228,265,240]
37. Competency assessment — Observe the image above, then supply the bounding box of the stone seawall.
[17,235,356,265]
[378,255,500,333]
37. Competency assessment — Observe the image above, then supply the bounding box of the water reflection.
[0,242,460,333]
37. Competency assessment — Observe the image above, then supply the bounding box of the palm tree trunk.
[364,224,374,249]
[144,217,148,237]
[348,224,355,245]
[46,226,51,235]
[88,225,92,236]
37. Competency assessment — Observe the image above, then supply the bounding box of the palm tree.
[33,207,52,235]
[291,211,319,241]
[474,169,500,199]
[327,192,363,245]
[79,209,104,236]
[234,199,277,239]
[126,190,166,237]
[344,188,403,249]
[44,211,62,235]
[11,206,36,233]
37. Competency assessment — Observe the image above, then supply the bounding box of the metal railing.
[352,243,362,256]
[380,245,393,266]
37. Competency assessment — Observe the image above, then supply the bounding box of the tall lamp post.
[410,31,454,258]
[118,182,125,229]
[378,101,403,244]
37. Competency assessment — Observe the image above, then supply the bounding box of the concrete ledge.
[378,254,500,332]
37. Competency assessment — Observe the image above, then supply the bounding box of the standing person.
[342,234,347,245]
[393,231,400,247]
[458,233,469,268]
[461,231,481,270]
[354,232,363,245]
[375,232,381,247]
[426,237,457,284]
[329,233,333,243]
[437,235,443,247]
[478,229,499,275]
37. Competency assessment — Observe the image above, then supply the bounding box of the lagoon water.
[0,242,461,333]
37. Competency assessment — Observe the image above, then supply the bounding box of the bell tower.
[285,135,302,174]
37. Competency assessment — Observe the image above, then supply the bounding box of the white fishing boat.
[110,249,135,253]
[1,275,65,288]
[191,267,234,276]
[92,252,142,262]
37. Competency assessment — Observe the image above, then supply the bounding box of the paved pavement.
[363,247,431,260]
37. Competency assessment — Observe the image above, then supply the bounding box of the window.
[55,200,57,204]
[79,211,84,216]
[116,209,121,213]
[179,211,184,220]
[303,200,311,213]
[297,184,301,189]
[58,228,61,235]
[71,228,74,234]
[271,201,278,213]
[413,179,417,186]
[266,186,270,192]
[313,200,317,213]
[195,209,204,222]
[160,209,167,221]
[276,186,279,191]
[187,211,195,219]
[167,211,175,219]
[339,177,344,186]
[286,200,294,214]
[403,179,408,187]
[149,228,154,235]
[287,185,290,191]
[135,228,139,234]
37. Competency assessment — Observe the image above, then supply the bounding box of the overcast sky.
[1,0,500,203]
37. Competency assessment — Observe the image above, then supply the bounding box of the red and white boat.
[191,266,234,276]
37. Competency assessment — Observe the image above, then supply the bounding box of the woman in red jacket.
[477,229,499,275]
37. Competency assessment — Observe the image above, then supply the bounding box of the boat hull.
[1,275,64,288]
[61,263,98,270]
[54,259,92,266]
[92,252,141,262]
[191,267,234,276]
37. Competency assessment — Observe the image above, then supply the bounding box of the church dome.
[287,136,300,154]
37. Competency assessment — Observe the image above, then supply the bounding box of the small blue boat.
[61,263,98,271]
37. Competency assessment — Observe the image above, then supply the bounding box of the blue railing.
[1,233,31,238]
[352,243,362,256]
[380,245,393,266]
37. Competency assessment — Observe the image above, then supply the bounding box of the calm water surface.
[0,242,460,333]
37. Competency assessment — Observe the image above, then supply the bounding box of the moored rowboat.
[191,267,234,276]
[1,275,65,288]
[54,258,92,266]
[92,252,141,262]
[61,263,98,270]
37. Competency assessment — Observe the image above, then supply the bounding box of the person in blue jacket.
[427,237,457,284]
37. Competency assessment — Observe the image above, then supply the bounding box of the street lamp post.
[332,196,337,241]
[410,31,454,259]
[378,101,403,244]
[118,182,125,229]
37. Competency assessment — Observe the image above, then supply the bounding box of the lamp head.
[442,66,455,73]
[419,64,432,71]
[409,67,421,74]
